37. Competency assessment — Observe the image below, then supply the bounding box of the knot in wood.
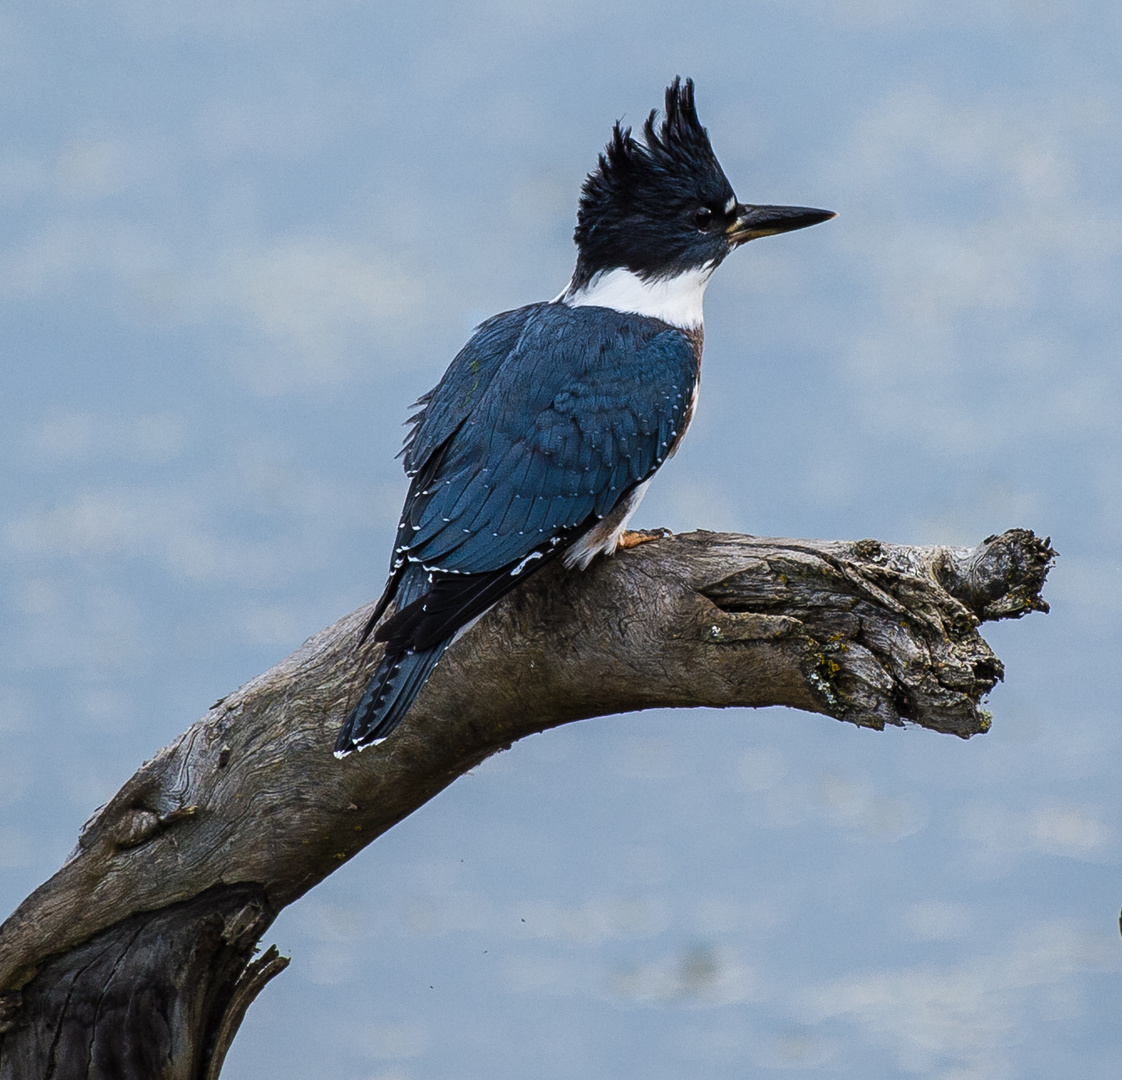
[112,809,160,849]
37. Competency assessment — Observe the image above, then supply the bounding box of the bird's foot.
[618,528,671,550]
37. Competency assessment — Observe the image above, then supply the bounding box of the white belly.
[563,479,652,570]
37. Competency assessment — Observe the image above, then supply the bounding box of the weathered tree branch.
[0,528,1053,1077]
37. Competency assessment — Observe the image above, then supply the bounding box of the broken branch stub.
[698,529,1053,737]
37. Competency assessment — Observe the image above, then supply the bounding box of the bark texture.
[0,528,1054,1078]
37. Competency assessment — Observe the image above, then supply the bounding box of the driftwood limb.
[0,528,1054,1077]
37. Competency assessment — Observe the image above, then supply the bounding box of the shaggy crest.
[571,77,737,287]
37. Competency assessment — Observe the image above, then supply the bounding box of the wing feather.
[341,304,700,751]
[380,303,696,633]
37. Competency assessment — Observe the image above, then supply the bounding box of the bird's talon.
[618,528,670,550]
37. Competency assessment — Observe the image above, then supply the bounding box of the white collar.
[559,264,713,329]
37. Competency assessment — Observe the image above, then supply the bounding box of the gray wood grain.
[0,528,1054,1077]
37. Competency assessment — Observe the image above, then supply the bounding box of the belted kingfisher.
[335,77,833,756]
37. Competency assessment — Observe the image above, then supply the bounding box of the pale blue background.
[2,2,1121,1077]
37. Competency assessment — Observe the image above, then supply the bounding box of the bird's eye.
[694,206,713,229]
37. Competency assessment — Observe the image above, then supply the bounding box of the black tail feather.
[335,643,448,756]
[375,539,571,655]
[338,538,572,755]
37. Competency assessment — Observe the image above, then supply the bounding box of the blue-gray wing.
[391,301,697,581]
[339,301,697,753]
[399,305,537,476]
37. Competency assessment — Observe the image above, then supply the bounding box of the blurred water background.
[2,3,1121,1077]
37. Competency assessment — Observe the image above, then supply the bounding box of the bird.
[334,77,834,757]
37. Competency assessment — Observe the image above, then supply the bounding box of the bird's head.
[569,77,834,292]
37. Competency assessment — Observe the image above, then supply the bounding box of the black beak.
[727,204,836,245]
